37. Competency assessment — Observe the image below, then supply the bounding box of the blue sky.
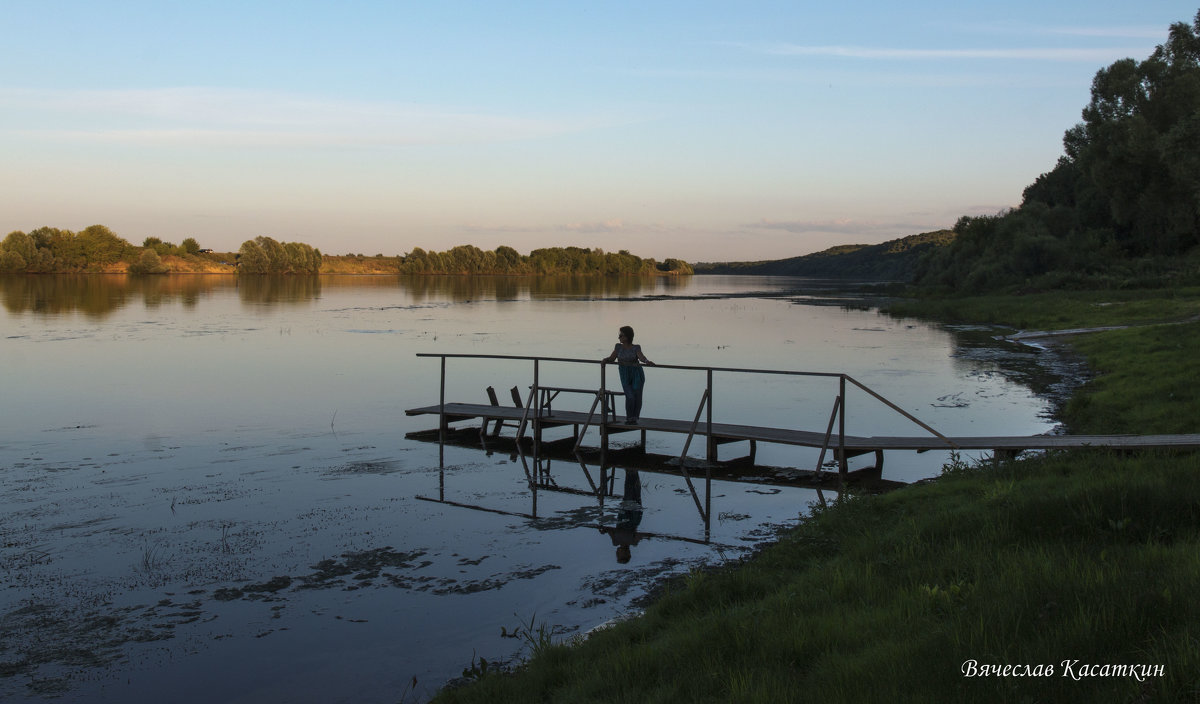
[1,1,1194,261]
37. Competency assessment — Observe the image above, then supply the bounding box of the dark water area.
[0,274,1062,702]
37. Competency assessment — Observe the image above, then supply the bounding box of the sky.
[1,1,1196,262]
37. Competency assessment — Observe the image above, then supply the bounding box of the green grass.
[1063,323,1200,435]
[883,287,1200,331]
[431,289,1200,703]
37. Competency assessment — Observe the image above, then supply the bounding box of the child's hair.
[620,325,635,342]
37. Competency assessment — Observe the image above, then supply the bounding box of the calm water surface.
[0,275,1057,702]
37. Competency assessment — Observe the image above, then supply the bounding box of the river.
[0,274,1059,702]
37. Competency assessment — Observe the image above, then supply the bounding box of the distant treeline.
[1,225,148,273]
[0,226,690,277]
[694,230,954,280]
[913,11,1200,291]
[396,244,693,276]
[0,225,236,274]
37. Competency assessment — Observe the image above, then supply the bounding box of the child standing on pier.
[602,325,655,424]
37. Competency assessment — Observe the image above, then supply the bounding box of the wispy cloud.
[730,42,1148,62]
[945,20,1170,40]
[1,87,626,147]
[564,219,627,233]
[463,219,630,235]
[1038,25,1167,39]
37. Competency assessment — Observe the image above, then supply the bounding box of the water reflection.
[600,469,644,564]
[417,426,843,555]
[0,274,236,318]
[236,274,323,305]
[0,274,685,317]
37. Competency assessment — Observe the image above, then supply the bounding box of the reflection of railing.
[415,443,793,548]
[416,352,956,481]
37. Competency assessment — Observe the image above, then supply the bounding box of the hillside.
[694,229,955,280]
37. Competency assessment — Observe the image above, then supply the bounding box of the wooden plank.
[405,402,1200,453]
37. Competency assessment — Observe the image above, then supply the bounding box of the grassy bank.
[432,289,1200,703]
[883,287,1200,331]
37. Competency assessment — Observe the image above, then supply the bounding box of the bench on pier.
[484,385,523,436]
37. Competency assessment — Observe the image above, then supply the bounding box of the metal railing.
[416,352,956,465]
[417,352,959,523]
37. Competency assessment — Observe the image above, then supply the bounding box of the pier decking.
[406,401,1200,454]
[406,353,1200,478]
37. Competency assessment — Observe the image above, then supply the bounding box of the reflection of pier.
[412,436,836,547]
[407,426,897,493]
[407,354,1200,488]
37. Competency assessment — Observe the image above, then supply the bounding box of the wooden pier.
[406,353,1200,480]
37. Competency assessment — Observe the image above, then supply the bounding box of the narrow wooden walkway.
[405,402,1200,456]
[406,353,1200,483]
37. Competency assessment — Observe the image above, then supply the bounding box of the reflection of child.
[600,470,643,563]
[601,326,655,424]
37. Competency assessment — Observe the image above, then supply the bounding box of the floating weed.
[140,541,171,573]
[220,523,233,554]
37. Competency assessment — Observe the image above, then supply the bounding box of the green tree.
[1,231,36,267]
[256,236,288,272]
[143,236,174,256]
[0,249,26,272]
[78,224,129,267]
[1054,11,1200,256]
[404,247,431,273]
[445,244,486,273]
[128,248,169,275]
[237,237,320,274]
[238,239,269,273]
[917,11,1200,291]
[494,245,522,271]
[181,237,200,255]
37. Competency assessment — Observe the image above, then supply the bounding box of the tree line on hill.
[913,11,1200,291]
[695,12,1200,290]
[693,230,954,279]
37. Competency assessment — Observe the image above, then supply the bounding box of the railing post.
[533,359,541,452]
[706,369,715,462]
[600,361,609,458]
[838,375,848,483]
[439,356,447,435]
[600,362,607,418]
